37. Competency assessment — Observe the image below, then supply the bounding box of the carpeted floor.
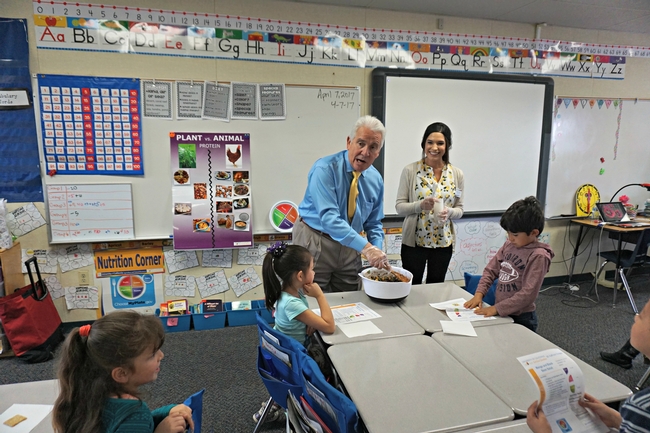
[1,275,649,433]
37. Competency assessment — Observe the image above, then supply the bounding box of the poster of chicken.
[170,132,253,250]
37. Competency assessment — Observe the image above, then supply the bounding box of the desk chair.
[463,272,497,306]
[589,229,650,314]
[254,313,308,433]
[300,353,359,433]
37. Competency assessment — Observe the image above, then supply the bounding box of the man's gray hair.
[349,115,386,147]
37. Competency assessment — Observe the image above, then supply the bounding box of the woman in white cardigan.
[395,122,464,284]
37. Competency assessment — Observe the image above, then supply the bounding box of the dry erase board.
[36,79,360,240]
[372,69,554,216]
[546,98,650,217]
[46,184,135,243]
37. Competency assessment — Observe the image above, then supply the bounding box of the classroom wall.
[1,0,650,322]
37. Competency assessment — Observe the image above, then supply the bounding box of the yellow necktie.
[348,171,361,221]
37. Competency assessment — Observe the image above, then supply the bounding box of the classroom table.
[455,420,532,433]
[327,335,514,433]
[306,290,424,345]
[432,325,632,416]
[398,282,513,333]
[0,379,58,433]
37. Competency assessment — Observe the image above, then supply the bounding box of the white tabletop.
[398,282,513,333]
[328,335,514,433]
[433,325,632,416]
[0,379,58,433]
[307,290,424,345]
[455,420,532,433]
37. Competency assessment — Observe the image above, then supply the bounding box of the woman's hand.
[154,413,189,433]
[437,206,450,222]
[303,282,324,299]
[579,393,622,428]
[420,197,437,211]
[526,401,552,433]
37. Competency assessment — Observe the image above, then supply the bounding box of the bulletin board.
[36,78,360,240]
[372,68,554,217]
[546,98,650,217]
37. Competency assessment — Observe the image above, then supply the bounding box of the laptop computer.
[596,202,650,227]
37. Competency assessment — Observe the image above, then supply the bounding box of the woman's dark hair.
[500,196,545,235]
[53,311,165,433]
[262,244,312,310]
[420,122,452,164]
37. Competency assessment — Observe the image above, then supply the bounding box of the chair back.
[300,353,359,433]
[463,272,497,306]
[256,313,307,409]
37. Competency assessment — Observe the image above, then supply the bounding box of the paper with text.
[518,349,608,433]
[430,298,496,322]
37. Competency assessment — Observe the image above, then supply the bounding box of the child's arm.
[464,250,501,309]
[297,283,336,334]
[578,393,622,429]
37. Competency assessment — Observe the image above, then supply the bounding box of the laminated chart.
[196,270,230,298]
[201,249,233,268]
[228,267,262,297]
[37,74,143,175]
[164,275,197,298]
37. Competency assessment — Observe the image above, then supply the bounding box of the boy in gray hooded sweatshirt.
[464,196,554,332]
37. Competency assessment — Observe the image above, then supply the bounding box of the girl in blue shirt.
[263,242,335,347]
[254,242,336,423]
[53,311,194,433]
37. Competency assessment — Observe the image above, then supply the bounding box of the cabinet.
[0,242,24,296]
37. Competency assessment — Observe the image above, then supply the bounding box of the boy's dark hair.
[420,122,452,164]
[53,311,165,433]
[262,244,312,311]
[500,196,544,235]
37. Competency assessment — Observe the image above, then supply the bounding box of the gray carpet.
[1,276,649,433]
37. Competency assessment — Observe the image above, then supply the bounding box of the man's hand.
[362,244,390,269]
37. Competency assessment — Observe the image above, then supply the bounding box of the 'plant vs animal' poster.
[170,132,253,250]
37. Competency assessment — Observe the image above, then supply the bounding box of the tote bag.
[0,257,63,363]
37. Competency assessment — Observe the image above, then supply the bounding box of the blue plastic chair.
[299,352,359,433]
[463,272,497,306]
[254,313,307,433]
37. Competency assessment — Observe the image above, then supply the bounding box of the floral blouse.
[414,161,456,248]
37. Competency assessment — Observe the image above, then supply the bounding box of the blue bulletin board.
[36,74,143,175]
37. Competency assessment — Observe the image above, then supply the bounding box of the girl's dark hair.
[53,311,165,433]
[420,122,453,164]
[262,244,312,310]
[500,196,545,235]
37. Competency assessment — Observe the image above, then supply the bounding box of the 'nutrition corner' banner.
[94,247,165,277]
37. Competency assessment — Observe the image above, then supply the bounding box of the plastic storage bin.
[225,300,268,326]
[155,309,191,333]
[192,311,227,331]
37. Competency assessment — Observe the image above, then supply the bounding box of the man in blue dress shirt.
[294,115,389,292]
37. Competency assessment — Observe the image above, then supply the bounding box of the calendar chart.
[37,75,143,175]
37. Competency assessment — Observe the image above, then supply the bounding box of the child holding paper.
[527,298,650,432]
[464,196,554,332]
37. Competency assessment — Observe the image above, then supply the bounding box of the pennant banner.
[32,1,645,79]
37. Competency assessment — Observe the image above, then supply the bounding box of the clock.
[575,184,600,217]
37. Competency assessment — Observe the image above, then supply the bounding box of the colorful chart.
[117,275,146,300]
[269,201,299,232]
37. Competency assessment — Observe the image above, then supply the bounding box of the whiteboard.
[36,81,360,239]
[372,69,554,217]
[546,98,650,217]
[46,184,134,243]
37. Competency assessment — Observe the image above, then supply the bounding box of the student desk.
[455,420,532,433]
[433,325,632,416]
[0,379,58,433]
[327,335,514,433]
[567,217,650,283]
[398,282,513,333]
[307,290,424,345]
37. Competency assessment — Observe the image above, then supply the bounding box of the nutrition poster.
[37,74,143,175]
[170,132,253,250]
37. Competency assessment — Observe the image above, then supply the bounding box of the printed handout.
[312,302,381,325]
[518,349,608,433]
[430,298,496,322]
